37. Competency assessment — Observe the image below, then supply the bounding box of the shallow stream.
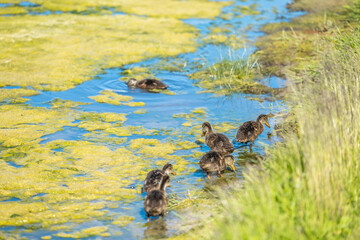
[0,0,303,239]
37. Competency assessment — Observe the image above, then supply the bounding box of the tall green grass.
[204,26,360,240]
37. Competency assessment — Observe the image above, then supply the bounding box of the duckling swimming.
[235,114,270,150]
[143,163,175,193]
[202,122,234,154]
[200,151,236,180]
[144,175,171,221]
[126,78,167,90]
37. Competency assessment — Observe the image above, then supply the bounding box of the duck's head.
[126,78,138,87]
[257,114,270,128]
[201,122,212,137]
[160,175,171,191]
[224,155,236,172]
[162,163,176,175]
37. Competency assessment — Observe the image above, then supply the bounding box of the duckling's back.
[143,170,164,192]
[144,190,167,216]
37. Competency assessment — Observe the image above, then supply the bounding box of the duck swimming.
[144,175,171,221]
[126,78,167,90]
[235,114,270,150]
[202,122,234,154]
[200,151,236,180]
[143,163,175,193]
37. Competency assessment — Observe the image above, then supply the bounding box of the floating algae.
[0,6,27,15]
[133,109,148,114]
[0,14,198,93]
[0,88,39,102]
[50,98,90,109]
[0,104,77,147]
[89,90,145,106]
[112,215,135,227]
[129,138,177,158]
[54,226,110,238]
[3,0,230,18]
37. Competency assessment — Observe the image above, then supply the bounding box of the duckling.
[143,163,175,193]
[126,78,167,90]
[235,114,270,150]
[202,122,234,154]
[200,151,236,180]
[144,175,170,221]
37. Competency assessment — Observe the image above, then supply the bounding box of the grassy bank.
[189,0,360,239]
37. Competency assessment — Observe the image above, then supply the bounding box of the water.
[1,0,304,239]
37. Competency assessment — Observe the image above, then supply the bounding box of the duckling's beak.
[201,132,205,137]
[230,164,236,172]
[265,122,270,128]
[171,171,176,175]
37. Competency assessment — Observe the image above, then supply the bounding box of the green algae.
[0,14,198,91]
[0,88,39,102]
[133,109,147,114]
[89,90,145,106]
[234,4,261,16]
[50,98,90,109]
[121,67,156,81]
[89,90,133,104]
[112,215,135,227]
[79,111,127,123]
[54,226,110,238]
[129,138,177,158]
[202,25,247,49]
[0,105,77,147]
[15,0,229,19]
[0,6,27,15]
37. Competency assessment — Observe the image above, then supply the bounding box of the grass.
[189,53,274,95]
[192,2,360,239]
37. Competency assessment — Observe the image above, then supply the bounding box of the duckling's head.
[127,78,138,87]
[224,155,236,172]
[162,163,176,175]
[257,114,270,128]
[202,122,212,137]
[160,175,171,191]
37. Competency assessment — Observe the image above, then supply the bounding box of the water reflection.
[143,218,168,239]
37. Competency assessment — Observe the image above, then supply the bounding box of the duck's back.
[144,190,167,216]
[236,121,262,142]
[137,79,167,89]
[143,170,164,192]
[206,133,234,154]
[200,151,223,172]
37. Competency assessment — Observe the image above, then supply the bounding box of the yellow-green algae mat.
[0,0,231,238]
[0,102,212,238]
[0,0,229,94]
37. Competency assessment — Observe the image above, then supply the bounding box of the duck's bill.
[230,164,236,172]
[171,171,176,175]
[201,132,205,137]
[265,122,270,128]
